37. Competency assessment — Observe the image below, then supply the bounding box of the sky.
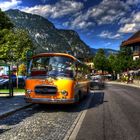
[0,0,140,50]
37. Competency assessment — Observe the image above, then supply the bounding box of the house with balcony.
[120,31,140,60]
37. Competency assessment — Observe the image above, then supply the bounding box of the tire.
[87,87,90,94]
[75,93,80,103]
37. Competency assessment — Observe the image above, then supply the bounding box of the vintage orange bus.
[25,53,90,104]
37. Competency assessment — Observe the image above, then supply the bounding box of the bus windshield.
[29,56,75,78]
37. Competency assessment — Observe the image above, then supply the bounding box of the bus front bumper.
[25,97,75,104]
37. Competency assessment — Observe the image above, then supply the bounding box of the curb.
[0,103,33,119]
[64,92,93,140]
[63,108,84,140]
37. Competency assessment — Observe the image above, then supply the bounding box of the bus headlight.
[26,89,32,94]
[61,90,68,96]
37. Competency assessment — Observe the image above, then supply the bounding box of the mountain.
[5,9,91,58]
[90,48,118,56]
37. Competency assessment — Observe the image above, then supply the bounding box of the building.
[121,31,140,60]
[0,66,9,77]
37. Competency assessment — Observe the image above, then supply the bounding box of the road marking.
[64,91,93,140]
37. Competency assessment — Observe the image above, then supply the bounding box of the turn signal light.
[61,90,68,96]
[26,89,32,94]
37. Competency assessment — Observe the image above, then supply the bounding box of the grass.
[0,88,25,93]
[13,88,25,93]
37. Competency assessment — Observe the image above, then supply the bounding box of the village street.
[0,83,140,140]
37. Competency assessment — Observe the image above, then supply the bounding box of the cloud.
[126,0,140,6]
[118,11,140,33]
[21,0,83,19]
[63,11,94,29]
[40,0,50,4]
[0,0,22,11]
[86,0,130,25]
[1,0,138,33]
[104,42,111,46]
[72,21,93,29]
[98,31,122,39]
[64,0,132,30]
[70,0,140,30]
[19,0,133,31]
[119,24,137,33]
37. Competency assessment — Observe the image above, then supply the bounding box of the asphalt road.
[76,84,140,140]
[0,83,140,140]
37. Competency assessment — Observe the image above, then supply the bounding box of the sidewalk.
[106,80,140,88]
[0,93,32,118]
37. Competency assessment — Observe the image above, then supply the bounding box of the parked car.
[0,76,25,89]
[0,78,9,89]
[10,75,25,88]
[90,75,105,90]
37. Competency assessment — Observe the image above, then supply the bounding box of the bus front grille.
[35,85,57,95]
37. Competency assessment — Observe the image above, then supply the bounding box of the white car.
[90,75,105,90]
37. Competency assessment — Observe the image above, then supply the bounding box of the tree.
[131,59,140,70]
[0,9,14,30]
[18,63,26,76]
[108,54,121,79]
[107,47,134,80]
[0,10,34,63]
[117,47,133,72]
[0,29,34,63]
[93,49,108,74]
[108,54,115,73]
[13,29,34,63]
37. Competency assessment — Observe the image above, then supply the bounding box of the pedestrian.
[127,73,131,84]
[129,74,133,83]
[126,74,129,84]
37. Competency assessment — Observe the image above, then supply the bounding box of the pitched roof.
[121,30,140,46]
[128,31,140,40]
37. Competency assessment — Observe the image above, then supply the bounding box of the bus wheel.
[79,91,84,101]
[87,87,90,94]
[75,93,80,103]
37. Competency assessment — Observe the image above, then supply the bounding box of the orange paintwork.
[25,78,75,99]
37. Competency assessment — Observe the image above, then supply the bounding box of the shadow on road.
[88,91,106,109]
[0,91,106,133]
